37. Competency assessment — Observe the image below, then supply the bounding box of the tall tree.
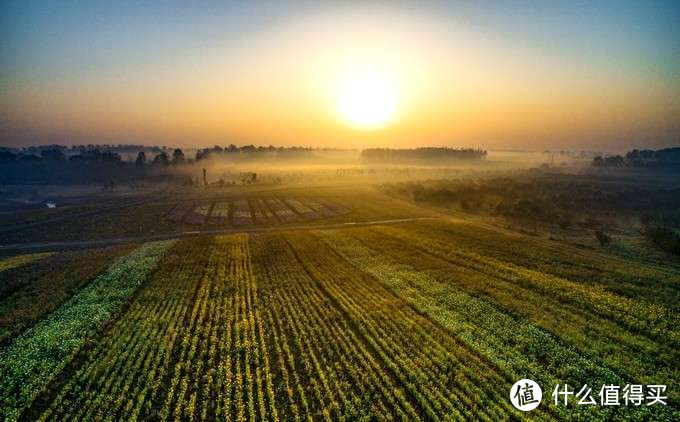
[135,151,147,167]
[152,151,169,166]
[172,148,185,164]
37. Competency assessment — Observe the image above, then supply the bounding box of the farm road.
[0,217,439,253]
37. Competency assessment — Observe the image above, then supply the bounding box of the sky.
[1,0,679,152]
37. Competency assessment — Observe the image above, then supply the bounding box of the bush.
[647,225,680,255]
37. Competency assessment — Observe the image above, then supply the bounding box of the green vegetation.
[0,253,52,273]
[0,178,677,420]
[315,226,677,419]
[0,246,133,344]
[0,186,430,244]
[646,225,680,256]
[23,233,525,420]
[381,173,679,226]
[2,223,672,420]
[0,240,174,421]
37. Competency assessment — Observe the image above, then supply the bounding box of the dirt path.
[0,217,439,252]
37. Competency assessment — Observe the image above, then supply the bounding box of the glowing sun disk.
[336,71,397,129]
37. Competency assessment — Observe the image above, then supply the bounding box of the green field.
[0,204,678,420]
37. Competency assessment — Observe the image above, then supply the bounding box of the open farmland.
[0,215,677,420]
[0,186,425,246]
[3,0,679,418]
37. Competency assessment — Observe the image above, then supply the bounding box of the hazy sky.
[1,1,679,151]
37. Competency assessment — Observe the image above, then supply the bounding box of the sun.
[336,70,398,130]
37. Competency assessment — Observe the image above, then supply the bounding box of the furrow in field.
[396,222,678,338]
[250,234,418,420]
[317,227,678,419]
[368,225,679,394]
[0,252,52,273]
[281,231,520,420]
[0,246,133,345]
[28,238,209,421]
[0,240,174,422]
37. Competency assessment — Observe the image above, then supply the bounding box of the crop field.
[0,215,677,421]
[4,0,679,418]
[0,186,417,245]
[165,197,346,227]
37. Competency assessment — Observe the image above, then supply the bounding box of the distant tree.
[85,149,102,161]
[102,151,122,162]
[241,144,256,154]
[172,148,185,164]
[41,149,65,160]
[152,151,169,166]
[196,148,211,161]
[604,155,624,167]
[135,151,147,167]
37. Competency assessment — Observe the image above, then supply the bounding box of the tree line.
[592,147,680,168]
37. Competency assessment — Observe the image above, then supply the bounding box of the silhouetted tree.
[135,151,147,167]
[41,149,66,160]
[102,151,122,162]
[172,148,185,164]
[196,148,211,161]
[152,151,169,166]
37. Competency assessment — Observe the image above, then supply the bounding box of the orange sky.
[1,3,679,151]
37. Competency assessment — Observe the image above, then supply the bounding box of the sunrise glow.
[336,70,398,130]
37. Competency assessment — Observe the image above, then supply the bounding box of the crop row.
[0,240,174,421]
[264,199,299,224]
[249,199,273,224]
[233,200,253,226]
[167,197,346,226]
[324,227,678,408]
[251,234,415,420]
[407,220,680,309]
[166,202,195,223]
[365,225,680,392]
[0,252,53,273]
[263,231,523,420]
[30,237,215,421]
[0,245,134,345]
[29,234,278,421]
[388,223,675,339]
[315,228,680,420]
[283,199,319,220]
